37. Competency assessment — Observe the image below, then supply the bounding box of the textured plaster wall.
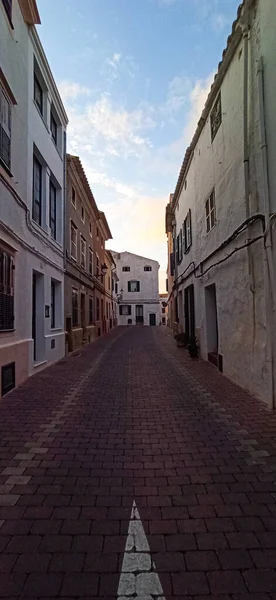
[174,20,269,403]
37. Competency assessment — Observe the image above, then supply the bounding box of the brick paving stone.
[2,327,276,598]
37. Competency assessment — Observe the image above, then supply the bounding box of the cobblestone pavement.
[1,326,276,599]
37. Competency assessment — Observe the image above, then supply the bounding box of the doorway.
[32,272,45,363]
[184,284,195,339]
[81,293,86,342]
[149,313,156,326]
[135,305,144,325]
[205,284,219,366]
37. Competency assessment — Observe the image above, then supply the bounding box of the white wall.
[0,2,67,391]
[173,7,269,402]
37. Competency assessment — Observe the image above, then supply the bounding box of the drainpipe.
[242,21,255,294]
[257,57,275,409]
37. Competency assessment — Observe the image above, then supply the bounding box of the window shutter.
[170,252,175,276]
[188,209,192,247]
[0,87,11,169]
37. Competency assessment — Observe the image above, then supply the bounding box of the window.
[2,0,12,24]
[115,282,118,294]
[183,209,192,253]
[50,111,57,145]
[122,266,130,272]
[0,84,11,170]
[0,249,14,331]
[144,266,152,272]
[206,190,216,233]
[49,182,56,239]
[119,305,131,316]
[51,280,56,328]
[108,275,111,290]
[89,222,92,237]
[80,236,86,269]
[128,280,140,292]
[176,232,182,264]
[96,254,100,277]
[162,307,166,314]
[33,156,42,225]
[96,227,99,239]
[71,187,76,208]
[89,297,93,324]
[81,205,85,223]
[72,288,78,326]
[96,297,100,321]
[70,222,77,260]
[210,92,222,142]
[89,247,93,276]
[34,74,43,115]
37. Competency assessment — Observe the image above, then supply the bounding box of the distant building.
[65,155,113,353]
[0,0,68,396]
[112,252,159,326]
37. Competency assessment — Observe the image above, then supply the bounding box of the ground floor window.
[0,248,14,331]
[119,305,131,316]
[51,280,56,328]
[89,297,93,324]
[72,288,78,326]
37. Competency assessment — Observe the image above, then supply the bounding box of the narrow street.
[1,327,276,599]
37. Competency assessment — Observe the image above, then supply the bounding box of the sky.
[37,0,239,292]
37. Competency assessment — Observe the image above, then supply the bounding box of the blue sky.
[37,0,239,291]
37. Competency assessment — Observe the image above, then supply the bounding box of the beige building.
[65,155,113,353]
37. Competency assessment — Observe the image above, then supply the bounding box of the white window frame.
[183,209,192,253]
[80,235,86,269]
[70,221,77,260]
[128,280,140,293]
[205,190,216,233]
[89,247,93,276]
[71,187,76,208]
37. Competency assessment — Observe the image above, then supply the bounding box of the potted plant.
[188,335,199,358]
[174,332,189,348]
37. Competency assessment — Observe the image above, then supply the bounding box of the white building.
[112,252,160,326]
[0,0,68,396]
[168,0,276,407]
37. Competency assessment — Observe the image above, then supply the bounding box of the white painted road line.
[117,500,166,600]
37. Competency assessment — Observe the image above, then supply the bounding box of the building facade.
[112,252,160,326]
[167,0,276,407]
[65,155,113,353]
[105,249,118,332]
[0,0,68,396]
[159,293,168,326]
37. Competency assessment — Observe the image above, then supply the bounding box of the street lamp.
[116,287,123,304]
[101,263,108,276]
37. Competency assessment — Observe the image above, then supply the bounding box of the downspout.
[257,57,275,409]
[63,131,67,345]
[242,22,255,294]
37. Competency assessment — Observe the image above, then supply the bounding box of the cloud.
[58,81,92,101]
[163,74,191,114]
[211,12,230,32]
[66,94,156,159]
[106,52,122,69]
